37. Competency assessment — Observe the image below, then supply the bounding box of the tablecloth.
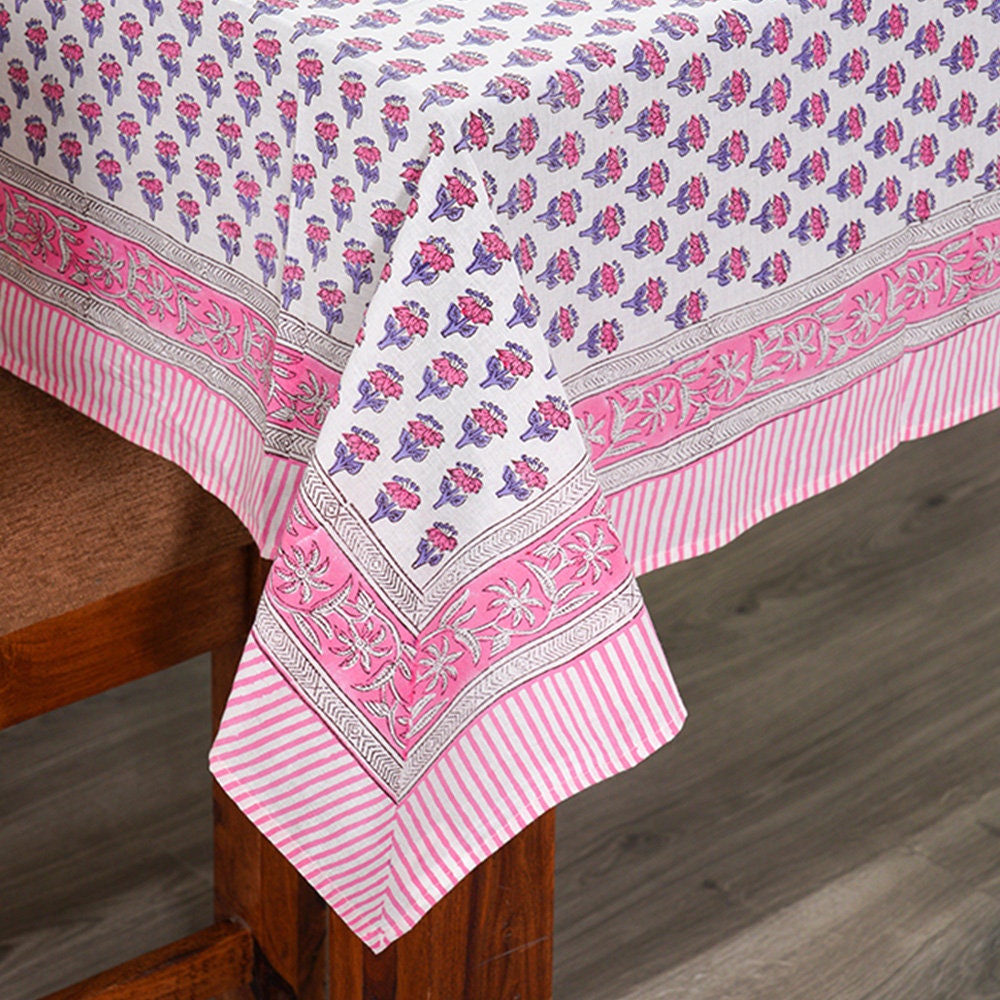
[0,0,998,951]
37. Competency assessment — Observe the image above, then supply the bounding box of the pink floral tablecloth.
[1,0,998,951]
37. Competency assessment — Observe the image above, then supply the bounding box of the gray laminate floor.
[2,408,999,1000]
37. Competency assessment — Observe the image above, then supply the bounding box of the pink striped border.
[609,314,1000,576]
[0,278,300,557]
[210,606,684,951]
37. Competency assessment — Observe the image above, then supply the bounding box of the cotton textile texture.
[0,0,998,951]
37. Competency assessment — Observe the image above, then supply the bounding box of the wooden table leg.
[212,552,330,1000]
[329,811,556,1000]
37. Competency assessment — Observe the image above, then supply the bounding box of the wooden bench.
[0,367,554,1000]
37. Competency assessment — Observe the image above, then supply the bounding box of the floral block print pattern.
[0,0,999,951]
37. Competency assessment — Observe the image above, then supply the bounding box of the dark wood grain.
[554,408,1000,1000]
[329,809,555,1000]
[0,545,257,730]
[36,923,252,1000]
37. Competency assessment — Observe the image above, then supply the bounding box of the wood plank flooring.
[1,408,998,1000]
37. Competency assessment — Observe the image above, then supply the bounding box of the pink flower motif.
[472,405,506,436]
[466,112,489,148]
[606,146,623,182]
[690,55,707,92]
[686,291,703,322]
[78,99,102,121]
[647,221,665,254]
[382,98,409,125]
[646,277,664,312]
[607,85,624,122]
[306,220,330,243]
[315,118,339,142]
[847,106,864,140]
[179,0,203,16]
[772,195,788,228]
[648,100,668,137]
[812,34,828,68]
[82,3,105,21]
[429,125,445,156]
[97,155,121,176]
[42,80,64,102]
[810,150,826,182]
[344,431,379,462]
[291,159,316,181]
[809,207,826,240]
[277,96,297,119]
[409,418,444,448]
[317,283,343,304]
[394,303,427,337]
[449,465,483,493]
[445,174,477,207]
[600,262,620,295]
[687,115,706,150]
[235,77,261,99]
[61,41,84,62]
[256,137,280,159]
[235,175,260,199]
[196,156,221,178]
[219,18,244,41]
[297,56,324,79]
[599,320,620,353]
[138,77,161,99]
[24,119,46,143]
[517,177,535,212]
[330,181,355,205]
[772,137,788,171]
[513,459,548,490]
[177,197,200,217]
[601,204,621,238]
[689,234,706,266]
[60,137,82,158]
[641,40,666,78]
[518,116,537,153]
[563,131,581,167]
[557,249,576,282]
[888,4,905,38]
[197,57,223,80]
[156,137,180,158]
[557,191,577,226]
[458,294,493,325]
[432,354,467,386]
[343,245,373,266]
[480,231,511,259]
[282,262,304,282]
[729,188,747,223]
[924,21,940,53]
[427,525,457,551]
[385,479,420,509]
[218,217,241,241]
[809,93,826,127]
[368,367,402,398]
[730,71,747,105]
[920,78,937,111]
[217,118,242,141]
[274,199,290,220]
[26,24,48,46]
[496,346,533,377]
[537,397,570,429]
[418,240,454,272]
[254,236,276,257]
[773,254,788,285]
[919,135,935,166]
[139,175,163,196]
[254,36,281,58]
[340,77,365,101]
[159,38,182,60]
[689,175,706,209]
[177,98,201,119]
[354,141,381,166]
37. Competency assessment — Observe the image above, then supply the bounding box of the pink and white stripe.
[210,608,684,951]
[610,315,1000,577]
